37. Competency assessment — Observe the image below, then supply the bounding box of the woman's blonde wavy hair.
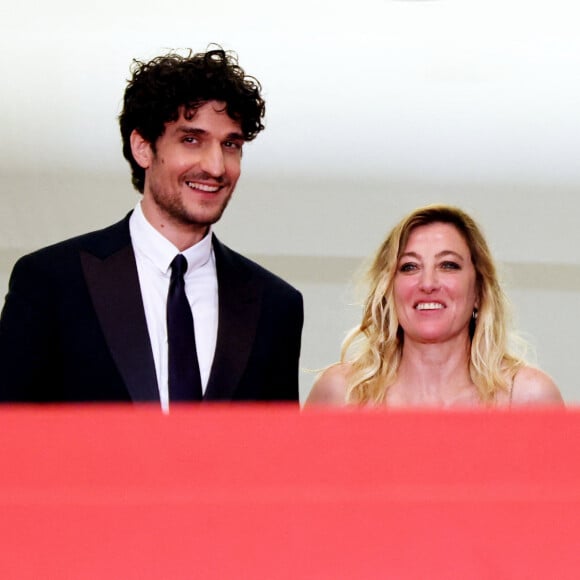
[342,204,525,405]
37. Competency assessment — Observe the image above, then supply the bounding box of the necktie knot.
[170,254,188,279]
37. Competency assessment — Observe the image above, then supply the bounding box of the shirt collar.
[129,202,213,276]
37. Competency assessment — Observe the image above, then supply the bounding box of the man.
[0,47,303,407]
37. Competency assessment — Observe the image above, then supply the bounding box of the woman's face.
[393,222,478,345]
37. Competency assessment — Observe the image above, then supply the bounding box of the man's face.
[133,100,244,244]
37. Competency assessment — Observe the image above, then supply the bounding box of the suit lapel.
[205,236,262,400]
[80,217,159,402]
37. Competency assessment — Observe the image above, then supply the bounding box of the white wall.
[219,177,580,403]
[1,0,579,402]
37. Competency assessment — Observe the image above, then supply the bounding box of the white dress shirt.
[129,202,218,411]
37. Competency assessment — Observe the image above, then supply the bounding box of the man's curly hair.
[119,47,266,193]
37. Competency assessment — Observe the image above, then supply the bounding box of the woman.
[306,204,564,407]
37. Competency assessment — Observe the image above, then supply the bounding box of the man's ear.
[130,130,153,169]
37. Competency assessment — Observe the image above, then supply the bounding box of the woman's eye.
[441,261,460,270]
[399,262,418,272]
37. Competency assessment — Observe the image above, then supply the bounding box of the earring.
[472,308,479,320]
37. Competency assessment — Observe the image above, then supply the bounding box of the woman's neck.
[388,337,479,407]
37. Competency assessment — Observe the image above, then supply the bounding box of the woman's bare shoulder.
[510,365,565,407]
[303,363,352,406]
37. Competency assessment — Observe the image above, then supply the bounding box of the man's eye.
[183,137,198,144]
[224,141,242,150]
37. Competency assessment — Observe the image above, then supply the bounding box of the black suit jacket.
[0,214,303,403]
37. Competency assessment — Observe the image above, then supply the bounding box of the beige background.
[1,0,579,403]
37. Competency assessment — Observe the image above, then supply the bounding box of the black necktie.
[167,254,203,401]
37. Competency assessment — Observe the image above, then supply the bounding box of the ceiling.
[1,0,579,185]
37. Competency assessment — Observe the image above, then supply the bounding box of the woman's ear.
[130,130,153,169]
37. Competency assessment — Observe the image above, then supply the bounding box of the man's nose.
[200,142,225,177]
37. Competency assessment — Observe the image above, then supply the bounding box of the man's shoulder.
[15,214,132,266]
[212,235,301,298]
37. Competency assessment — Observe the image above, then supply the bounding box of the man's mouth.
[186,181,221,193]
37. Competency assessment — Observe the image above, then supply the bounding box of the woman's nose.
[419,268,439,292]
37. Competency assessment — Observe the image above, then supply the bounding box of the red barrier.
[0,405,578,579]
